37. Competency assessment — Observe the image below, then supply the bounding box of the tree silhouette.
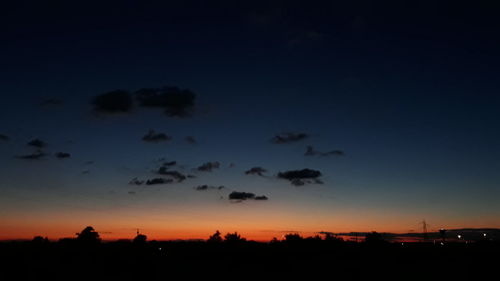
[32,236,49,244]
[76,226,101,244]
[208,230,223,243]
[322,233,344,242]
[133,233,148,244]
[224,232,246,243]
[284,233,303,242]
[365,231,385,244]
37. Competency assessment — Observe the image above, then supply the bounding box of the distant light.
[483,233,487,237]
[401,243,404,246]
[158,247,162,251]
[440,242,444,246]
[457,235,461,239]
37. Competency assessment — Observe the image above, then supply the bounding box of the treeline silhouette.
[1,226,498,280]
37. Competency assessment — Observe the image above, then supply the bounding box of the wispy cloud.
[271,132,308,144]
[277,168,323,186]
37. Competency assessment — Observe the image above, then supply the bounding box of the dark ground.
[1,239,498,280]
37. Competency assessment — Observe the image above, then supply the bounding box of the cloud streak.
[271,132,308,144]
[305,146,344,157]
[16,151,47,160]
[142,130,172,143]
[228,191,269,202]
[195,185,225,191]
[145,178,174,185]
[27,139,46,148]
[245,167,268,176]
[197,162,220,172]
[277,168,323,186]
[55,152,71,159]
[91,90,133,113]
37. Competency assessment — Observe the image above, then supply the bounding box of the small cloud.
[0,134,10,141]
[129,178,144,185]
[245,167,267,176]
[185,136,197,144]
[128,191,136,195]
[135,87,196,118]
[162,161,177,167]
[157,168,187,182]
[228,191,268,202]
[16,151,47,160]
[142,130,172,143]
[305,146,345,157]
[84,161,94,165]
[27,139,46,148]
[55,152,71,159]
[197,161,220,172]
[229,191,255,200]
[82,170,90,174]
[271,132,308,144]
[277,168,323,186]
[145,178,174,185]
[195,185,225,191]
[91,90,133,113]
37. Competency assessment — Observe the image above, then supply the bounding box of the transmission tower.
[421,220,429,242]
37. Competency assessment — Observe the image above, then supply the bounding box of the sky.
[1,0,500,241]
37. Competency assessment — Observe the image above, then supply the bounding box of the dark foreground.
[1,240,498,280]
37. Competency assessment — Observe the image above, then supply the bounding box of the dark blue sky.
[1,0,499,239]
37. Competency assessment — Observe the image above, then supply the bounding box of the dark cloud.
[27,139,46,148]
[135,86,196,118]
[197,161,220,172]
[128,191,136,195]
[245,167,267,176]
[271,132,308,144]
[16,151,47,160]
[228,191,269,202]
[142,130,172,143]
[195,185,225,191]
[91,90,132,113]
[305,146,345,157]
[185,136,197,144]
[277,168,323,186]
[55,152,71,159]
[162,161,177,167]
[145,178,174,185]
[81,170,90,174]
[229,191,255,200]
[157,168,187,182]
[84,161,94,165]
[0,134,10,141]
[129,178,144,185]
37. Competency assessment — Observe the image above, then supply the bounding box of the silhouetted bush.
[76,226,101,244]
[32,236,49,244]
[284,233,303,242]
[224,232,246,243]
[207,230,223,243]
[133,234,147,244]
